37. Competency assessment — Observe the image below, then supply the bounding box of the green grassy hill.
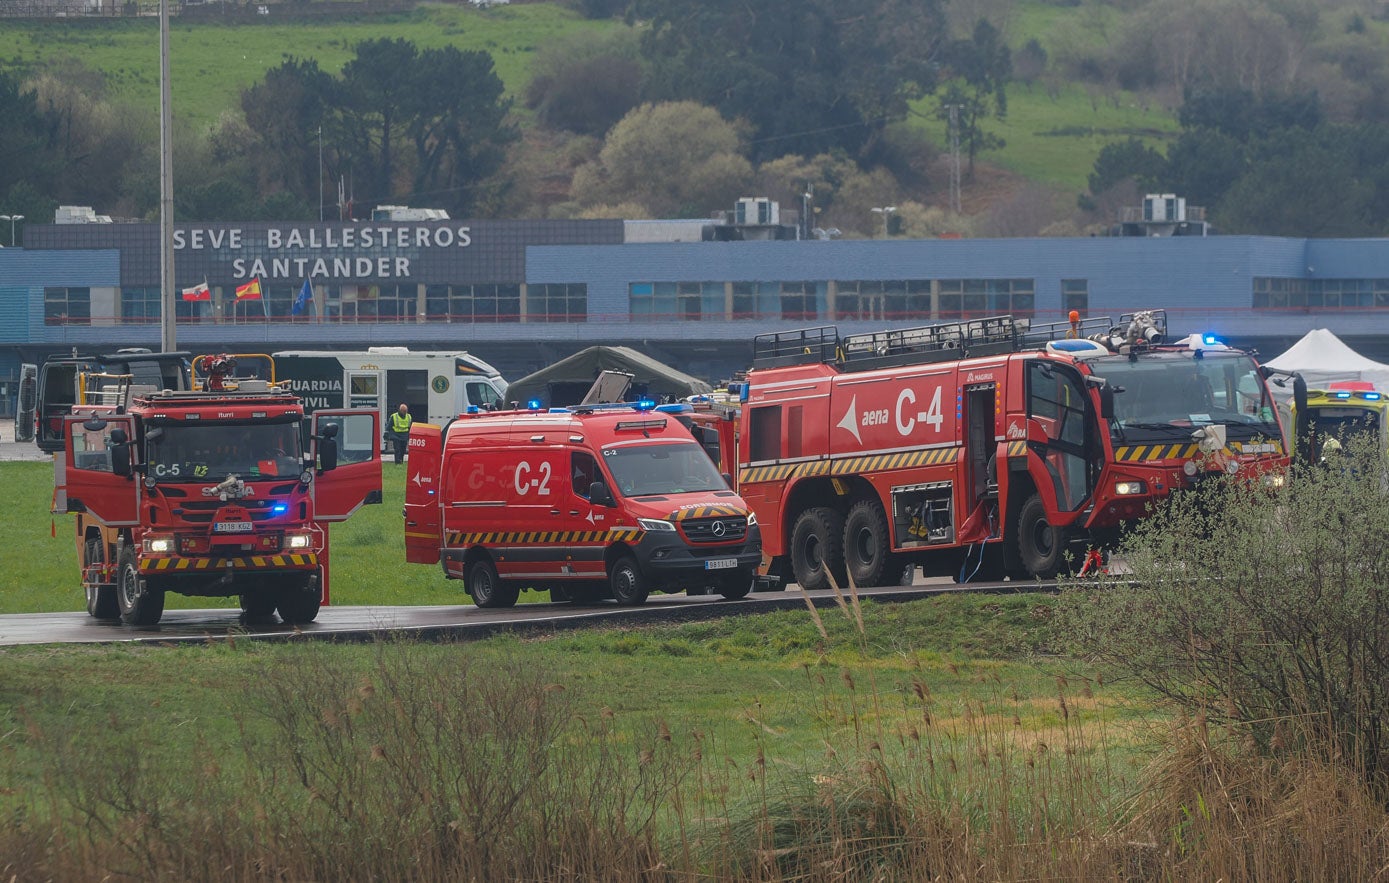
[0,1,1183,204]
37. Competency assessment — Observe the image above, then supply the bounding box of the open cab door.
[311,409,382,521]
[59,414,139,526]
[403,423,443,564]
[16,363,37,443]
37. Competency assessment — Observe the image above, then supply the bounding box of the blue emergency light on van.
[1366,392,1382,400]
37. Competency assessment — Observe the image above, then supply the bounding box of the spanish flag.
[235,278,262,301]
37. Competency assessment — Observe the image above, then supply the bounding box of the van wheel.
[716,569,754,600]
[117,547,164,626]
[84,536,118,619]
[275,576,322,624]
[609,556,649,606]
[843,500,899,588]
[789,507,846,591]
[468,558,519,608]
[1016,494,1067,579]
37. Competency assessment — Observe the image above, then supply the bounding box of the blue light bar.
[1365,392,1382,401]
[635,399,657,411]
[465,405,479,414]
[1202,333,1221,345]
[271,503,289,515]
[656,403,693,414]
[527,399,543,410]
[1335,391,1352,398]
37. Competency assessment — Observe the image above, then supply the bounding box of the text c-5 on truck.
[403,403,763,606]
[54,354,382,626]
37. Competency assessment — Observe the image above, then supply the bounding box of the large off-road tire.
[468,558,519,609]
[1016,493,1067,579]
[842,499,901,588]
[84,535,119,620]
[716,569,754,600]
[789,507,846,591]
[275,575,323,625]
[239,589,278,621]
[608,556,649,606]
[116,546,165,626]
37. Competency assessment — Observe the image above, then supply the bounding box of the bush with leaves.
[1057,433,1389,791]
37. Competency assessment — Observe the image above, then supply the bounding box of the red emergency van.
[403,403,764,606]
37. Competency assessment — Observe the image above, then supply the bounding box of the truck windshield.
[145,421,303,482]
[603,441,730,497]
[1097,352,1282,442]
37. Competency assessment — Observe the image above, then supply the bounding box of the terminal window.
[44,287,91,326]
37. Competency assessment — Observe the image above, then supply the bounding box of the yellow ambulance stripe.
[444,528,646,546]
[739,446,959,485]
[144,553,317,572]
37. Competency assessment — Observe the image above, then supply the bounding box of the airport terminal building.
[3,203,1389,406]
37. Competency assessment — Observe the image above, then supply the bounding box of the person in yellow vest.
[388,403,413,464]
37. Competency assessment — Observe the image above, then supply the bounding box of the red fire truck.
[404,402,763,605]
[54,354,382,625]
[738,310,1289,586]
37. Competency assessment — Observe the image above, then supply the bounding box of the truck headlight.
[1262,472,1287,489]
[1114,480,1147,496]
[637,518,677,532]
[284,532,313,550]
[144,535,175,553]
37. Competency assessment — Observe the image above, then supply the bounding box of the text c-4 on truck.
[403,402,763,606]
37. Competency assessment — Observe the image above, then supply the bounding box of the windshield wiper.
[1122,422,1201,434]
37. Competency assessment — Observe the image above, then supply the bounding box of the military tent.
[505,346,713,408]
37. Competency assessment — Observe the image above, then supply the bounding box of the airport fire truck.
[737,310,1290,586]
[54,354,382,625]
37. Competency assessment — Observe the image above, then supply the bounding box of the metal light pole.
[0,214,22,247]
[871,205,896,238]
[318,125,324,222]
[158,0,177,353]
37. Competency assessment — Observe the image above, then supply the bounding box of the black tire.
[789,507,846,591]
[116,546,164,626]
[842,500,899,588]
[239,589,278,620]
[468,558,518,609]
[275,575,322,624]
[716,569,754,600]
[1015,494,1067,579]
[609,556,649,606]
[84,536,118,619]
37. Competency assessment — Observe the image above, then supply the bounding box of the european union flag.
[293,279,313,316]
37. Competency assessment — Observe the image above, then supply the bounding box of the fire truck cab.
[404,402,764,606]
[739,311,1289,587]
[54,354,382,626]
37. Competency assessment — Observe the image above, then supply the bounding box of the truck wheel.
[116,547,164,626]
[843,500,899,588]
[84,536,118,619]
[276,576,322,624]
[1016,494,1067,579]
[239,590,278,621]
[789,507,846,591]
[468,558,519,609]
[716,569,754,600]
[609,556,649,606]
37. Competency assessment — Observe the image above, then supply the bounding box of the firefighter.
[388,403,412,464]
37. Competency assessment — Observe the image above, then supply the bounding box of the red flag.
[180,281,211,301]
[235,278,262,301]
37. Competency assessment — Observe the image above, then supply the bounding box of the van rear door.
[404,423,443,564]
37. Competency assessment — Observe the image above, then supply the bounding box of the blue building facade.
[2,216,1389,400]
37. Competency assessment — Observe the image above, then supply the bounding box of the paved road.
[0,421,48,461]
[0,580,1052,647]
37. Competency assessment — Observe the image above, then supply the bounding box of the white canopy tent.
[1264,328,1389,395]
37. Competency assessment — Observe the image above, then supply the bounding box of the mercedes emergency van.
[403,403,763,606]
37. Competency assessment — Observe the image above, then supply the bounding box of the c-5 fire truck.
[54,354,382,625]
[737,310,1289,586]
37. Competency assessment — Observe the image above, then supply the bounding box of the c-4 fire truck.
[54,354,382,625]
[738,310,1289,586]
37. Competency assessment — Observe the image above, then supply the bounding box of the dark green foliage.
[1087,136,1165,197]
[630,0,944,163]
[1178,87,1322,141]
[938,19,1012,176]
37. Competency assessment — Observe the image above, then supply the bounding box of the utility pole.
[948,104,962,215]
[158,0,176,353]
[318,125,324,222]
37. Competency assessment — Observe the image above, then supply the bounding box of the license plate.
[214,521,254,533]
[704,558,737,571]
